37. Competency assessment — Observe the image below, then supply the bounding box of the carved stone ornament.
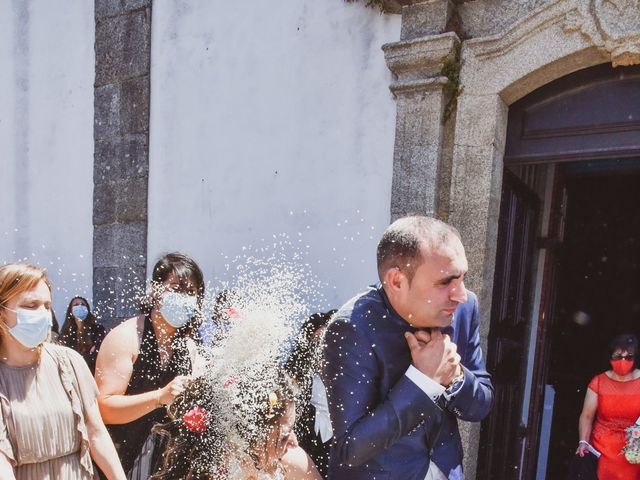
[564,0,640,66]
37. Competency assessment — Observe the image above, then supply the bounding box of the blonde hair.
[0,263,52,346]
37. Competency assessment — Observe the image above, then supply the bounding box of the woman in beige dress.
[0,262,125,480]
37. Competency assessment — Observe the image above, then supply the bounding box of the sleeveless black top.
[107,315,192,473]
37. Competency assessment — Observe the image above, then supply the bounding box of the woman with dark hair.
[58,296,105,373]
[576,333,640,479]
[0,263,125,480]
[95,252,205,479]
[152,370,321,480]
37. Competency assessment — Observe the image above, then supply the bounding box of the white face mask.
[2,306,52,348]
[160,292,198,329]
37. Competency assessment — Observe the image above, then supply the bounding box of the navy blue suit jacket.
[322,285,493,480]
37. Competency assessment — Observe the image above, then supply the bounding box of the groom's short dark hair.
[376,215,460,283]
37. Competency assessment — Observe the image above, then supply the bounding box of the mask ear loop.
[0,305,11,334]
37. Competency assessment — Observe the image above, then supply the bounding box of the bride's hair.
[151,369,298,480]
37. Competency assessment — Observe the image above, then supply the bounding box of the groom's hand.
[405,329,461,387]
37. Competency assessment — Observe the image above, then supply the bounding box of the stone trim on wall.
[93,1,151,329]
[383,32,459,220]
[449,0,640,307]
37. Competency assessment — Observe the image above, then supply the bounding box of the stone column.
[447,92,508,480]
[385,1,491,477]
[383,0,458,221]
[93,1,151,329]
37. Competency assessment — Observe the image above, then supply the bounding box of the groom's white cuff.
[405,365,446,403]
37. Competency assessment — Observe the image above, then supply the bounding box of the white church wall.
[0,1,95,321]
[148,1,401,310]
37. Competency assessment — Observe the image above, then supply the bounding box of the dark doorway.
[546,164,640,478]
[479,61,640,480]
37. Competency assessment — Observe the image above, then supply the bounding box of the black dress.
[78,323,106,374]
[107,315,192,479]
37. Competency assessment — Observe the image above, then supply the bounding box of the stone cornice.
[463,0,579,60]
[564,0,640,67]
[463,0,640,66]
[389,76,449,95]
[383,32,460,82]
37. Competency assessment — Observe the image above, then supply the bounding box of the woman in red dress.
[577,334,640,479]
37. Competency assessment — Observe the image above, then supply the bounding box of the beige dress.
[0,343,97,479]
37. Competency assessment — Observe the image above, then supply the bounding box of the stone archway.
[450,0,640,312]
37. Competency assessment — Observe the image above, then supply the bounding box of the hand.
[158,375,189,406]
[576,442,589,457]
[405,329,461,387]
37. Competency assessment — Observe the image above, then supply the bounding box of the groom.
[322,216,493,479]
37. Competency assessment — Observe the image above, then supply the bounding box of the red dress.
[589,373,640,479]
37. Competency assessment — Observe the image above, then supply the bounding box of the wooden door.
[478,170,540,479]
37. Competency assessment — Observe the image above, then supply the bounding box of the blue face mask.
[160,292,198,329]
[3,306,52,348]
[71,304,89,321]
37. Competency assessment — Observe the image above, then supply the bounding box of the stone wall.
[146,1,401,309]
[93,0,151,328]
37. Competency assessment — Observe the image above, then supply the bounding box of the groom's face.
[399,236,468,329]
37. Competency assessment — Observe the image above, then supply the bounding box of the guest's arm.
[0,402,16,479]
[95,318,186,424]
[576,388,597,456]
[442,294,494,421]
[85,400,127,480]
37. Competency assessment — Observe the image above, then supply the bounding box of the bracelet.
[579,440,589,446]
[155,389,163,409]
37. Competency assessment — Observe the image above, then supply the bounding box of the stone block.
[94,84,121,140]
[94,78,149,140]
[391,143,441,219]
[93,222,147,268]
[95,0,150,20]
[450,144,501,216]
[436,109,457,221]
[94,134,149,182]
[449,143,504,286]
[93,266,118,326]
[459,0,554,39]
[93,265,146,329]
[93,178,148,225]
[401,0,454,40]
[454,94,508,150]
[114,177,148,224]
[95,9,151,86]
[384,32,459,84]
[120,76,150,134]
[113,264,147,318]
[94,181,117,225]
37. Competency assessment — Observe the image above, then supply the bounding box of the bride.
[150,268,324,480]
[151,371,322,480]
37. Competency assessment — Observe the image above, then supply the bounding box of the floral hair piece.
[223,376,238,388]
[183,406,210,433]
[263,391,280,420]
